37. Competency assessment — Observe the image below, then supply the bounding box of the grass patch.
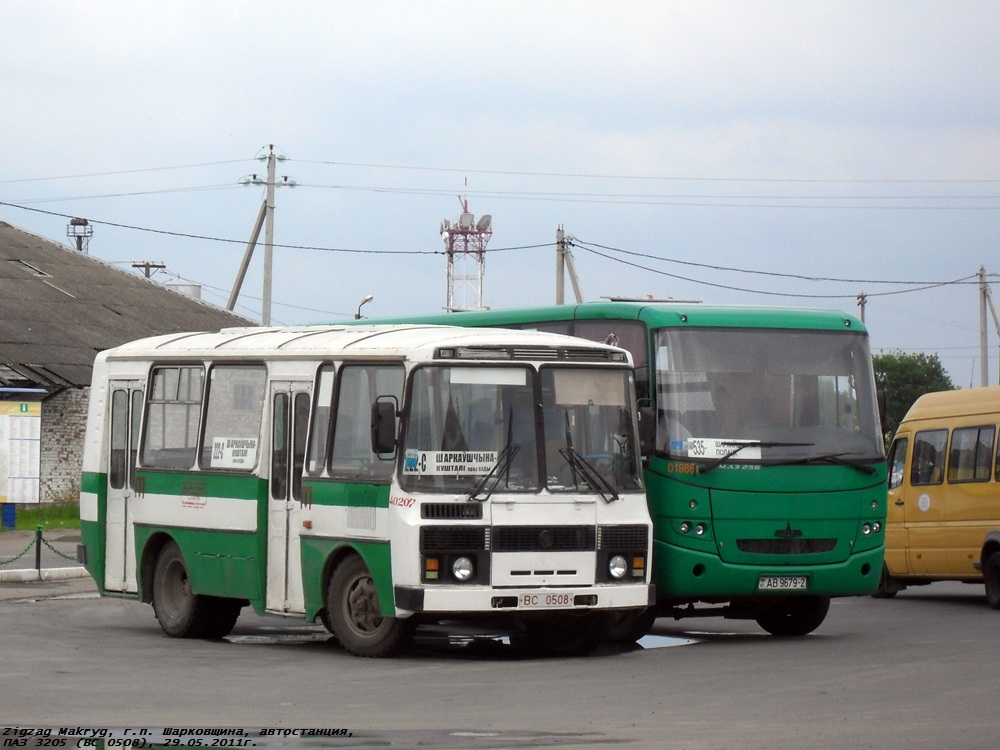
[3,502,81,531]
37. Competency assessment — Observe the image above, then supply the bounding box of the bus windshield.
[654,327,884,463]
[401,365,642,495]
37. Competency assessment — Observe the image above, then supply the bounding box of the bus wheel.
[984,552,1000,610]
[199,597,243,640]
[755,596,830,637]
[327,556,411,657]
[152,541,209,638]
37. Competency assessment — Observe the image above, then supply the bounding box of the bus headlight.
[608,555,628,579]
[862,523,872,535]
[452,557,474,582]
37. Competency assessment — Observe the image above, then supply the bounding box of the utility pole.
[856,291,867,323]
[262,146,277,326]
[978,266,1000,386]
[230,145,295,324]
[555,226,583,305]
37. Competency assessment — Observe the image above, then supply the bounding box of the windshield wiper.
[467,443,520,502]
[780,452,878,475]
[468,409,520,502]
[698,441,815,474]
[558,446,619,503]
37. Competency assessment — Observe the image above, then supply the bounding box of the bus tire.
[327,555,412,657]
[199,597,243,640]
[152,541,211,639]
[984,552,1000,610]
[755,595,830,637]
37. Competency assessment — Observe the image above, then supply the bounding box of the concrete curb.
[0,566,89,583]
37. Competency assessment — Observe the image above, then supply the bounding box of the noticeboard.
[0,402,41,503]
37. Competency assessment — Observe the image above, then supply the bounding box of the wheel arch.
[980,531,1000,570]
[318,542,395,619]
[139,531,180,603]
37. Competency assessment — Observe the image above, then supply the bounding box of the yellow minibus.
[881,386,1000,607]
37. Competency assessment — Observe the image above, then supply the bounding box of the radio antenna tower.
[441,190,492,311]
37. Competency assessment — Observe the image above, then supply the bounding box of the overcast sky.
[2,1,999,385]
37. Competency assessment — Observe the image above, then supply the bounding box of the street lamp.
[355,294,374,319]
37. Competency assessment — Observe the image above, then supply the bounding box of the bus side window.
[911,429,947,486]
[887,437,908,489]
[948,425,995,483]
[109,390,129,489]
[306,365,335,476]
[200,364,267,471]
[330,364,403,480]
[141,366,204,470]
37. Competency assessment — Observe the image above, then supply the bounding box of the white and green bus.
[79,324,652,656]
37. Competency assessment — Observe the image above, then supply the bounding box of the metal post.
[980,267,988,387]
[35,525,42,571]
[556,226,565,305]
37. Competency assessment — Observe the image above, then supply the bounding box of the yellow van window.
[887,437,908,489]
[911,429,947,486]
[947,425,995,483]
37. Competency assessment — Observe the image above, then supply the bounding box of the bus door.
[104,382,144,593]
[265,382,311,613]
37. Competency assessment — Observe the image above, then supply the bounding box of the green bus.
[364,302,887,636]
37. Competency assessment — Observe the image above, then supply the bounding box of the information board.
[0,402,41,503]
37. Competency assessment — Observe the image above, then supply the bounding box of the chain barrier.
[1,526,78,568]
[40,534,78,562]
[0,536,36,565]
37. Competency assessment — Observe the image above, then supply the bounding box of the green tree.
[872,350,956,443]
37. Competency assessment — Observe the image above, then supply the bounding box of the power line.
[0,160,249,184]
[297,159,1000,185]
[9,184,238,204]
[572,242,979,300]
[571,238,990,287]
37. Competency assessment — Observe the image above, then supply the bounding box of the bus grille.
[421,503,484,520]
[598,525,648,550]
[421,527,489,552]
[736,538,837,554]
[493,525,596,552]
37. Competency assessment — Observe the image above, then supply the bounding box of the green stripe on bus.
[136,470,266,500]
[304,480,390,508]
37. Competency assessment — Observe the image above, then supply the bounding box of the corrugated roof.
[0,221,256,388]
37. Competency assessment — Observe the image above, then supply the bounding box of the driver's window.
[330,364,402,481]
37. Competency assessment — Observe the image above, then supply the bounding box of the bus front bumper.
[652,541,884,599]
[394,583,655,616]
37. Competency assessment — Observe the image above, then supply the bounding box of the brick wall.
[39,386,90,503]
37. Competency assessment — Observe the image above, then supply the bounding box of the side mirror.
[371,397,398,456]
[637,405,656,457]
